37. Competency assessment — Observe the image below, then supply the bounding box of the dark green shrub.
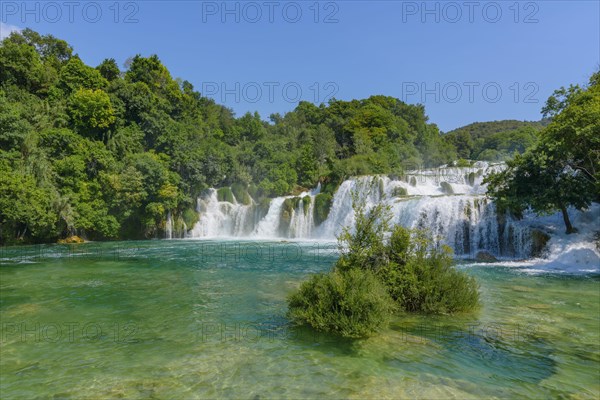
[231,182,252,205]
[314,193,333,226]
[287,187,479,340]
[321,180,341,197]
[182,207,199,228]
[337,194,479,314]
[455,158,472,167]
[287,269,395,338]
[216,187,234,203]
[302,195,311,214]
[378,226,479,313]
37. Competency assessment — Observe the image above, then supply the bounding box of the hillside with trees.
[0,29,452,244]
[0,29,574,244]
[443,119,549,161]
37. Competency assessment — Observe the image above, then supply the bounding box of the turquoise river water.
[1,240,599,399]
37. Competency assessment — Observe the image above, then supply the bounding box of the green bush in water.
[287,268,395,338]
[376,226,480,314]
[216,187,235,203]
[314,193,333,226]
[288,190,479,338]
[336,199,479,314]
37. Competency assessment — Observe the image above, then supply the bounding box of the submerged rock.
[440,181,454,194]
[475,251,498,263]
[530,229,550,257]
[58,235,85,244]
[393,187,408,197]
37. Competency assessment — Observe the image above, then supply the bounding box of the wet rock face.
[476,251,498,263]
[530,229,551,258]
[440,181,454,194]
[393,187,408,197]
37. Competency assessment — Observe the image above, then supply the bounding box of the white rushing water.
[492,203,600,274]
[165,211,173,240]
[185,162,599,267]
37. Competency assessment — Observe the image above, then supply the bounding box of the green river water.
[1,240,599,399]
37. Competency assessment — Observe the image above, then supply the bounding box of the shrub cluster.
[287,269,395,338]
[287,190,480,338]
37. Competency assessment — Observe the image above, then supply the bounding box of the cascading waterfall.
[165,211,173,239]
[185,162,562,259]
[283,185,320,238]
[289,197,315,238]
[189,189,260,237]
[253,197,286,238]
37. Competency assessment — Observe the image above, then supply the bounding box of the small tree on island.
[287,190,479,338]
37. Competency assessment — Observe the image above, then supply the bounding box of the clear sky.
[1,0,599,131]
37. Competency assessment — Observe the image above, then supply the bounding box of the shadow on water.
[282,310,557,390]
[385,316,557,386]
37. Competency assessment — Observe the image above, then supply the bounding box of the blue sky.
[1,1,599,131]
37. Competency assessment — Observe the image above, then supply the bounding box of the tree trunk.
[560,206,577,234]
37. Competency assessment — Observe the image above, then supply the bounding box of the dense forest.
[443,119,549,161]
[0,29,557,244]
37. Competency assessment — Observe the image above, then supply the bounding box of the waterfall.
[289,197,315,238]
[253,197,286,238]
[189,189,258,237]
[165,211,173,239]
[186,162,577,259]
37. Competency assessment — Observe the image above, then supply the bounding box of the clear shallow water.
[1,240,599,399]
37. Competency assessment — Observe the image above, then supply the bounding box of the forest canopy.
[0,29,546,244]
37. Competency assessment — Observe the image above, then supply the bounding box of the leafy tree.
[486,73,599,233]
[97,58,121,81]
[59,56,107,93]
[0,161,58,242]
[68,89,116,139]
[0,36,47,92]
[0,94,32,150]
[125,54,182,109]
[17,28,72,64]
